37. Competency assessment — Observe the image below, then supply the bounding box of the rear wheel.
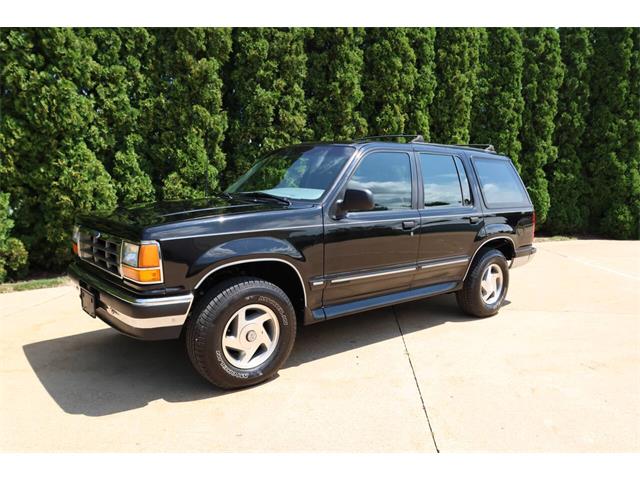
[185,276,296,389]
[456,248,509,317]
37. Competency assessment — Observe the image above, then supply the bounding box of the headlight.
[121,241,162,284]
[122,242,140,267]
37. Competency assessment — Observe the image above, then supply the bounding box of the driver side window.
[347,152,412,211]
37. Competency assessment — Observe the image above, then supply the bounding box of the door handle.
[402,220,416,230]
[467,216,482,224]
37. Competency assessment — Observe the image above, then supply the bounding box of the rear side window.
[473,158,529,208]
[348,151,412,210]
[420,153,469,208]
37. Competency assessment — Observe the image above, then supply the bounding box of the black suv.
[69,135,536,389]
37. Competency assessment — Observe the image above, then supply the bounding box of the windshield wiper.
[238,191,291,206]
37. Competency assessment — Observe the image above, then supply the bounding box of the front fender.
[190,236,304,279]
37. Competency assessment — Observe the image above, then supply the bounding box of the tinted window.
[226,145,354,200]
[454,157,472,206]
[474,158,529,207]
[420,154,463,208]
[348,152,412,211]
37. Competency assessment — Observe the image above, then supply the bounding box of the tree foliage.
[306,28,367,141]
[431,28,482,144]
[406,28,437,140]
[225,28,310,182]
[362,28,417,135]
[583,28,639,238]
[545,28,593,234]
[519,28,564,224]
[0,192,28,281]
[1,27,639,278]
[471,28,524,166]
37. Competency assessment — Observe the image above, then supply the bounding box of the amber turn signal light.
[138,244,160,268]
[122,265,162,283]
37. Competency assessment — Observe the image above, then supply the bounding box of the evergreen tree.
[143,28,231,200]
[471,28,524,166]
[519,28,564,224]
[0,192,28,281]
[361,28,417,136]
[86,28,156,205]
[430,28,482,144]
[0,28,117,270]
[225,28,310,182]
[406,28,437,140]
[546,28,593,234]
[584,28,638,238]
[306,28,367,141]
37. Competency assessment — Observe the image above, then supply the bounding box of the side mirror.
[336,188,374,218]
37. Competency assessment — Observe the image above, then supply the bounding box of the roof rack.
[354,134,425,143]
[456,144,496,153]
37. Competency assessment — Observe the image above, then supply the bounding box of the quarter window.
[347,152,412,211]
[473,158,529,207]
[419,154,466,208]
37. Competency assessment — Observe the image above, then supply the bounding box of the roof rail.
[354,134,425,143]
[457,144,496,153]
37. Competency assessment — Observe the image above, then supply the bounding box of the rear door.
[413,150,484,287]
[323,149,420,305]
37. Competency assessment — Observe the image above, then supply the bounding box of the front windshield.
[225,145,355,201]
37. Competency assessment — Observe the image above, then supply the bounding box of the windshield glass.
[225,145,355,201]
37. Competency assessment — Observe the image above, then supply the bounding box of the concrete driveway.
[1,239,638,452]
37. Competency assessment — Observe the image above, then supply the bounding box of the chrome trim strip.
[162,224,324,241]
[462,235,516,281]
[327,217,420,226]
[103,304,189,329]
[194,258,308,307]
[312,281,325,286]
[418,257,469,269]
[330,266,416,284]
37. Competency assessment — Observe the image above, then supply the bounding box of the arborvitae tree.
[430,28,482,144]
[545,28,593,234]
[0,28,117,270]
[519,28,563,225]
[406,28,437,140]
[626,29,640,239]
[471,28,524,166]
[86,28,156,205]
[584,28,638,238]
[142,28,231,200]
[362,28,417,135]
[225,28,310,182]
[306,28,367,141]
[0,192,28,281]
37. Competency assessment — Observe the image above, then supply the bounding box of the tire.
[456,248,509,317]
[185,276,297,389]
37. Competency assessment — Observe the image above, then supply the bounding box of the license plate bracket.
[80,288,96,317]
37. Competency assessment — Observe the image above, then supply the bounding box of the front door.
[323,150,420,305]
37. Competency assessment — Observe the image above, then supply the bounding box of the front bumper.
[68,262,193,340]
[510,245,537,269]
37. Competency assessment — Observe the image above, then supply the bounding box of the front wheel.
[185,277,297,389]
[456,248,509,317]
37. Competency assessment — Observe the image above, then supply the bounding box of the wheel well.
[477,238,515,261]
[193,260,306,324]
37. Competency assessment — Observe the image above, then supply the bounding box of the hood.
[77,195,295,240]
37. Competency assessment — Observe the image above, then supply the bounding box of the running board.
[309,281,459,324]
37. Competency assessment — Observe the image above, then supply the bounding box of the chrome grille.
[78,230,122,277]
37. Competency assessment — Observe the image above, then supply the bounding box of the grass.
[0,276,70,294]
[535,235,578,242]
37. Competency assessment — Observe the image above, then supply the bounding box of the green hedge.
[1,28,639,278]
